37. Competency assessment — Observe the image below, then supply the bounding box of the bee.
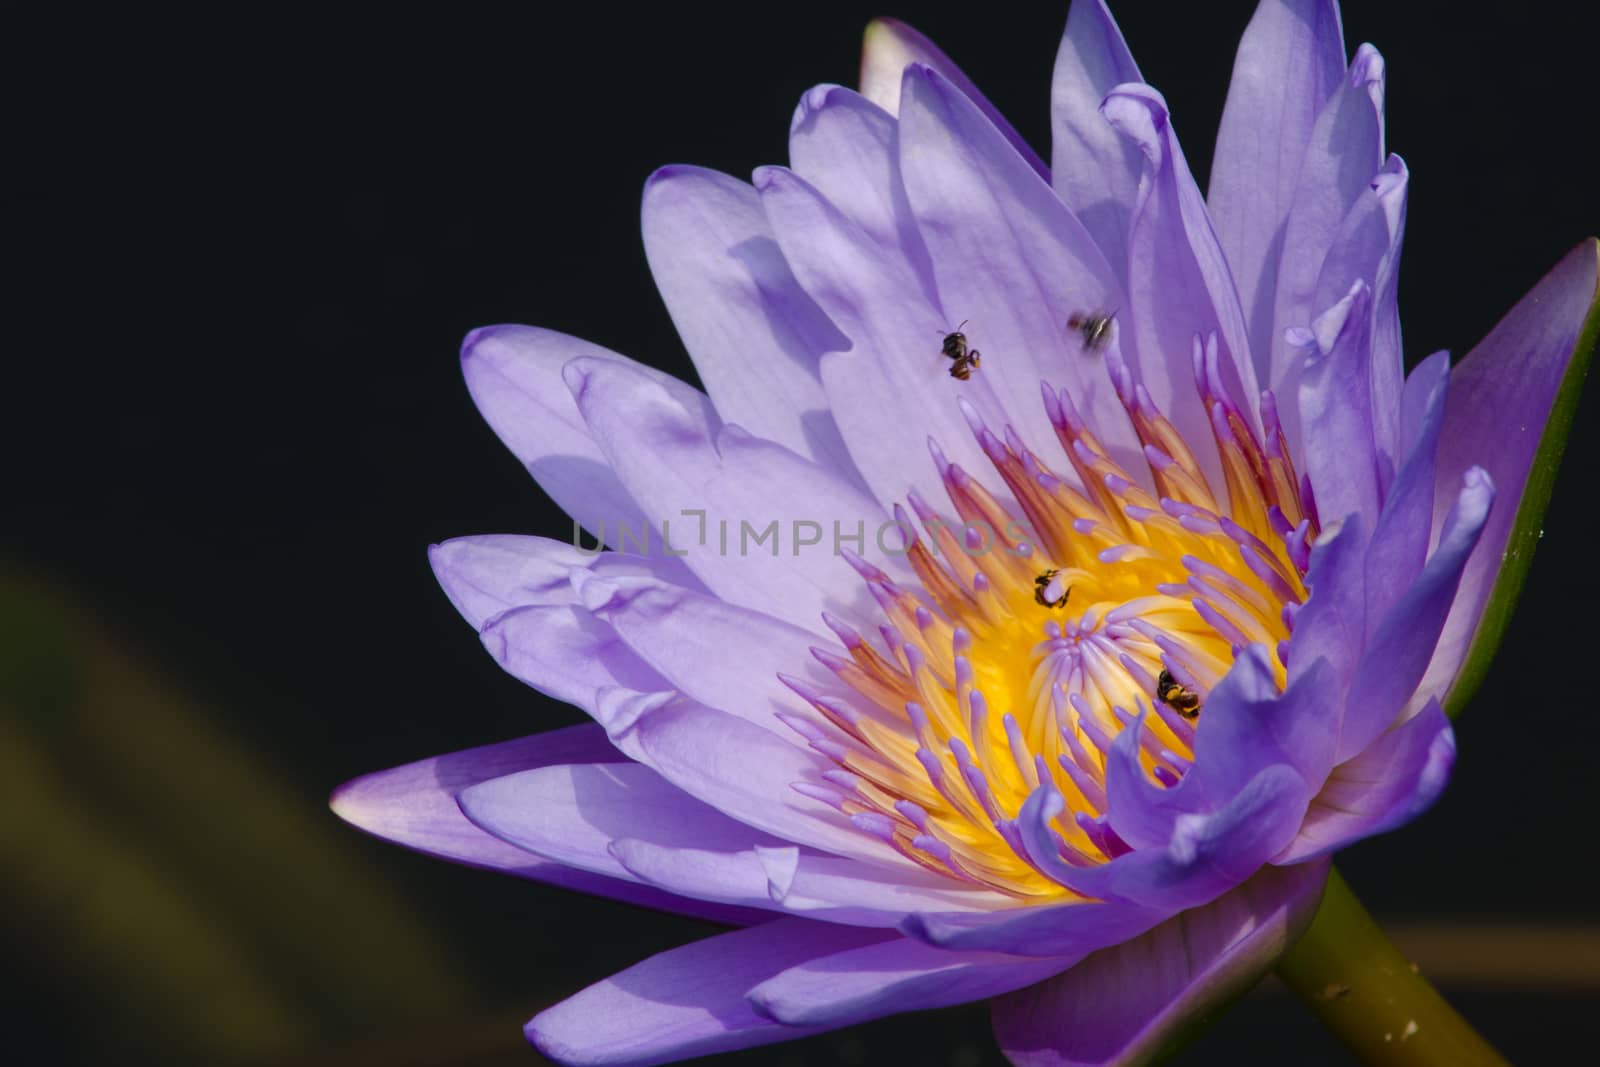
[1156,669,1201,719]
[1033,568,1070,609]
[940,321,982,380]
[940,321,970,361]
[1066,309,1117,353]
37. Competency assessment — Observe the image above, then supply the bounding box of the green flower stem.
[1275,868,1509,1066]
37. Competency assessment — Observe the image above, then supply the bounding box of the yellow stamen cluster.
[796,348,1316,899]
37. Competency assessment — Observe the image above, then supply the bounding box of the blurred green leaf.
[0,565,478,1062]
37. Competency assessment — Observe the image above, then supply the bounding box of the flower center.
[786,337,1319,900]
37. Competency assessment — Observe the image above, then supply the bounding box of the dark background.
[9,1,1597,1064]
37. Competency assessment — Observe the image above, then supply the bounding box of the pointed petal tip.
[750,164,788,194]
[326,775,372,829]
[640,163,692,197]
[1375,152,1409,191]
[1308,277,1372,354]
[424,537,446,569]
[1562,234,1600,301]
[1099,82,1168,164]
[789,82,849,132]
[325,757,449,844]
[524,1011,609,1067]
[859,13,1048,175]
[559,352,606,399]
[862,16,910,43]
[1350,41,1386,86]
[742,984,797,1026]
[859,17,927,115]
[460,322,516,363]
[459,325,486,360]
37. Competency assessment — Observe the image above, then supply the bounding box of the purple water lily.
[333,2,1597,1064]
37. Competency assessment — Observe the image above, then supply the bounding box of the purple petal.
[1027,764,1310,911]
[479,603,666,715]
[901,896,1168,960]
[1101,83,1261,494]
[1261,656,1343,789]
[1268,45,1386,456]
[1104,648,1278,846]
[453,765,791,929]
[1285,493,1369,692]
[331,727,755,923]
[1049,0,1144,279]
[789,84,930,279]
[1311,155,1409,485]
[1420,239,1600,709]
[332,725,619,868]
[566,355,896,632]
[578,571,835,737]
[559,353,713,560]
[430,534,698,631]
[771,851,1007,924]
[857,18,1047,180]
[1337,469,1492,761]
[611,842,1006,927]
[992,861,1329,1067]
[895,64,1139,479]
[755,163,1001,513]
[590,686,678,754]
[624,693,920,871]
[641,165,859,479]
[430,534,589,628]
[458,761,786,881]
[1361,350,1448,632]
[460,325,713,544]
[1105,647,1335,851]
[608,840,778,912]
[1277,700,1454,863]
[1298,279,1379,525]
[748,935,1069,1028]
[1209,0,1347,370]
[527,919,892,1066]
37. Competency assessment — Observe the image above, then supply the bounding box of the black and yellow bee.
[1156,669,1201,719]
[940,321,982,380]
[1033,568,1070,609]
[940,321,970,360]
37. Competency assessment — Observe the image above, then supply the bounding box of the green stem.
[1275,868,1509,1066]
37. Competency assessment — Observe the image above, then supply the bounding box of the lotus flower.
[332,2,1598,1063]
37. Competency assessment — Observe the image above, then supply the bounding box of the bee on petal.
[1066,309,1117,353]
[940,320,970,362]
[939,321,982,380]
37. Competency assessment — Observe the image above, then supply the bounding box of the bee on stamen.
[940,321,982,380]
[1156,669,1202,719]
[1033,568,1070,609]
[1066,308,1117,353]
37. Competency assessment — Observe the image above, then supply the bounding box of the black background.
[10,1,1598,1064]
